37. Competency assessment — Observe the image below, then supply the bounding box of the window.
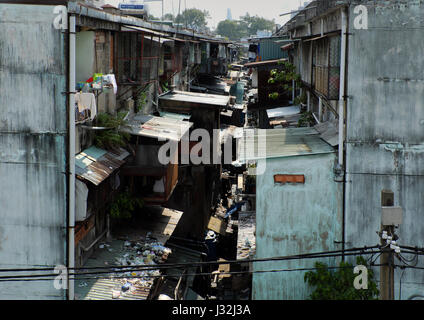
[312,35,341,100]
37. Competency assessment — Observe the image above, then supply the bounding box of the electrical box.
[382,206,403,226]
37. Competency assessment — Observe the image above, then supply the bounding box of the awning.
[150,36,175,45]
[281,43,294,50]
[171,36,187,43]
[119,115,193,141]
[75,146,130,186]
[244,59,287,68]
[302,31,341,42]
[122,25,170,38]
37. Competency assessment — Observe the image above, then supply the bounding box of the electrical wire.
[0,263,388,283]
[0,246,380,274]
[0,247,381,281]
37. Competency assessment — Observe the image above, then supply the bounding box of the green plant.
[94,112,130,150]
[298,111,315,127]
[304,256,379,300]
[294,91,307,105]
[136,89,148,113]
[109,190,144,220]
[268,61,301,100]
[161,81,169,92]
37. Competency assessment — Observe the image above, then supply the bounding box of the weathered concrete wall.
[0,4,67,299]
[345,0,424,299]
[76,31,95,84]
[253,152,342,300]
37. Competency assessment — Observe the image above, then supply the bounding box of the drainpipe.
[338,7,348,261]
[67,14,76,301]
[338,8,347,167]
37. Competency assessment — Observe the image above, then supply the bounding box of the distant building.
[227,8,232,21]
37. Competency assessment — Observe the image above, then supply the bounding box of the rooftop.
[236,127,335,162]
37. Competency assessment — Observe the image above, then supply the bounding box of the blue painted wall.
[253,152,342,300]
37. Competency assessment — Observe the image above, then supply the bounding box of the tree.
[216,20,247,40]
[175,8,210,31]
[240,13,275,36]
[163,13,175,21]
[304,256,379,300]
[147,14,159,21]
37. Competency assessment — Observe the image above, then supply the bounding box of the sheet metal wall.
[253,153,342,300]
[345,1,424,299]
[258,38,288,61]
[0,4,67,299]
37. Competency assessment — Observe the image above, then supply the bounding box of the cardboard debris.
[208,216,228,235]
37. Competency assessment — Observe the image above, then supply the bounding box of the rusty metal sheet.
[75,147,130,186]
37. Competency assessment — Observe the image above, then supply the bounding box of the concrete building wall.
[76,31,96,84]
[345,0,424,299]
[0,4,67,299]
[253,152,342,300]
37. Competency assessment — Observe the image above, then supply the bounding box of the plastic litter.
[121,282,132,292]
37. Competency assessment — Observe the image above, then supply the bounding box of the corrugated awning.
[119,115,193,141]
[75,146,130,186]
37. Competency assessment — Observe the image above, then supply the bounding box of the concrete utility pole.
[379,190,401,300]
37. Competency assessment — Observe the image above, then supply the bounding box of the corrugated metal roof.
[266,105,301,119]
[159,90,230,109]
[314,119,339,147]
[159,111,192,121]
[237,127,334,162]
[119,115,193,141]
[75,146,130,186]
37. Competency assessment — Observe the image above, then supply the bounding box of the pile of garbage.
[101,234,172,299]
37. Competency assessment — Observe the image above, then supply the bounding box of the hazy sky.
[105,0,304,29]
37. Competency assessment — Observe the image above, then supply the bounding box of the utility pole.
[379,190,402,300]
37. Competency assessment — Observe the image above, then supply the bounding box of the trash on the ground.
[121,282,132,292]
[112,290,121,299]
[112,238,172,291]
[158,294,173,300]
[78,282,88,287]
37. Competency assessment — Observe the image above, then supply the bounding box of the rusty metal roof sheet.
[75,146,130,186]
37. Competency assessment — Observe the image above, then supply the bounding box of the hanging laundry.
[75,92,97,121]
[103,74,118,95]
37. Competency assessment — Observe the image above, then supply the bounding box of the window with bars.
[312,35,341,100]
[116,32,161,85]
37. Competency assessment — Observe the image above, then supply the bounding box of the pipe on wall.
[338,8,347,167]
[68,13,76,301]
